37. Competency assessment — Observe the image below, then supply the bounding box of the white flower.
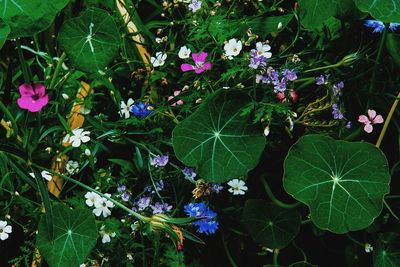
[119,98,135,119]
[0,220,12,240]
[255,42,272,59]
[264,126,270,136]
[29,171,52,181]
[100,225,116,243]
[84,191,101,207]
[69,128,91,147]
[224,38,242,59]
[227,179,248,195]
[365,243,373,253]
[178,46,191,59]
[66,160,79,175]
[62,93,69,100]
[93,194,115,218]
[150,52,167,67]
[84,148,91,156]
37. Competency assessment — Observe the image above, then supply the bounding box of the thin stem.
[385,195,400,199]
[273,250,279,266]
[383,199,400,221]
[261,178,301,209]
[49,52,66,90]
[32,163,149,222]
[375,92,400,148]
[303,63,340,73]
[222,233,238,267]
[301,218,311,224]
[346,233,364,247]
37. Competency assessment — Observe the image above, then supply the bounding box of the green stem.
[32,163,149,222]
[49,52,66,90]
[301,218,311,224]
[261,178,301,209]
[375,92,400,148]
[273,251,279,266]
[385,195,400,199]
[383,199,400,221]
[303,63,340,73]
[346,233,364,247]
[222,233,238,267]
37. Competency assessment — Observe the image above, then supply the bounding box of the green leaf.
[373,233,400,267]
[288,262,318,267]
[242,199,301,249]
[244,14,294,37]
[0,18,10,49]
[172,89,265,183]
[298,0,338,28]
[283,134,391,234]
[37,205,98,267]
[58,8,120,73]
[0,0,69,38]
[386,33,400,68]
[355,0,400,23]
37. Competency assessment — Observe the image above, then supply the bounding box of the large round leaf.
[0,18,10,49]
[298,0,338,28]
[172,89,265,182]
[373,233,400,267]
[0,0,69,38]
[242,199,301,249]
[37,205,98,267]
[58,8,120,73]
[355,0,400,23]
[283,134,390,234]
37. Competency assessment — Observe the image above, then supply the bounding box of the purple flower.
[346,121,352,129]
[184,202,218,235]
[338,81,344,88]
[248,51,268,69]
[210,183,223,194]
[121,192,131,202]
[137,196,151,211]
[364,20,385,33]
[117,185,126,193]
[316,74,329,85]
[182,167,197,180]
[188,0,202,12]
[332,103,344,120]
[274,80,287,93]
[181,52,212,74]
[282,69,298,81]
[150,155,169,167]
[150,202,173,214]
[131,102,154,118]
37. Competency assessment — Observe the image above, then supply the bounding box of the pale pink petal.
[33,83,46,96]
[367,109,376,120]
[192,52,208,63]
[290,90,298,103]
[358,115,370,124]
[364,124,373,133]
[181,63,195,72]
[277,92,285,100]
[19,83,34,96]
[177,100,184,105]
[373,115,384,124]
[173,90,181,96]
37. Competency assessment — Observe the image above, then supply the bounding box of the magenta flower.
[181,52,212,74]
[17,83,48,112]
[358,109,384,133]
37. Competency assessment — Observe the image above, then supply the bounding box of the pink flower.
[181,52,212,74]
[358,109,384,133]
[277,89,298,103]
[167,90,184,106]
[17,83,48,112]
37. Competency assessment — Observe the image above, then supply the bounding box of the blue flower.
[184,202,219,235]
[364,20,385,33]
[131,102,154,118]
[389,23,400,31]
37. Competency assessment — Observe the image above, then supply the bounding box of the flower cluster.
[364,20,400,33]
[132,196,173,214]
[184,202,219,235]
[85,192,115,218]
[150,155,169,167]
[248,42,272,69]
[256,67,298,94]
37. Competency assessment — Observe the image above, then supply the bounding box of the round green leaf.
[0,18,10,49]
[298,0,338,28]
[172,89,265,182]
[242,199,301,249]
[373,233,400,267]
[283,134,390,234]
[37,205,98,267]
[58,8,120,73]
[355,0,400,23]
[0,0,69,38]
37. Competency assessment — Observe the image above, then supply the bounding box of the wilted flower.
[17,83,49,112]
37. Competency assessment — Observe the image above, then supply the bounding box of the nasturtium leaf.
[58,8,120,73]
[288,262,318,267]
[0,18,10,49]
[355,0,400,23]
[386,34,400,69]
[172,89,265,183]
[283,135,390,234]
[245,14,294,38]
[0,0,69,38]
[242,199,301,249]
[373,233,400,267]
[298,0,338,28]
[37,205,97,267]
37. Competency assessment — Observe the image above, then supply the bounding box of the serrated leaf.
[355,0,400,23]
[373,233,400,267]
[172,89,265,183]
[58,8,120,73]
[298,0,338,28]
[242,199,301,249]
[0,0,69,38]
[37,205,97,267]
[283,134,391,234]
[0,18,10,49]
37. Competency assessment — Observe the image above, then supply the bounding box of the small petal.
[364,124,373,133]
[181,63,195,72]
[373,115,384,124]
[367,109,377,119]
